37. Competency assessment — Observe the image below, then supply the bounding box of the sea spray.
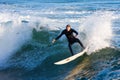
[79,12,113,54]
[0,13,32,66]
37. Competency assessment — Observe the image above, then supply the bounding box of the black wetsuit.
[55,28,84,55]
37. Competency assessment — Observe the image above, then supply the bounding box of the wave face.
[0,0,120,80]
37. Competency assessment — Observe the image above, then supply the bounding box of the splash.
[0,13,32,66]
[79,12,113,54]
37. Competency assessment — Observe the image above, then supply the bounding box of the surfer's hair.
[66,24,71,28]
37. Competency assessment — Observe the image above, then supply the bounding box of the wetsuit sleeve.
[55,30,64,40]
[72,29,78,35]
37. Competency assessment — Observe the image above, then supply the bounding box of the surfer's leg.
[76,39,85,49]
[68,43,74,55]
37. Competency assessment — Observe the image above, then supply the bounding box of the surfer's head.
[66,24,71,31]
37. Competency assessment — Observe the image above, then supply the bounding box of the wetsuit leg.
[68,43,74,55]
[76,38,85,49]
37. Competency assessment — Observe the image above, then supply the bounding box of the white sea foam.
[79,12,113,54]
[0,13,32,66]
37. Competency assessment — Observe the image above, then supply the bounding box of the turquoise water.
[0,0,120,80]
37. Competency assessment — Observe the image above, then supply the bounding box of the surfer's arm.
[72,29,78,37]
[55,30,64,40]
[52,30,64,43]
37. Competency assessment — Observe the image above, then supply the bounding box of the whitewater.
[0,0,120,80]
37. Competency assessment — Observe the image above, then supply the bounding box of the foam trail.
[0,13,32,66]
[79,12,113,54]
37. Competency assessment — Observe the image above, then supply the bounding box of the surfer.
[52,24,85,55]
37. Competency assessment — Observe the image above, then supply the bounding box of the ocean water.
[0,0,120,80]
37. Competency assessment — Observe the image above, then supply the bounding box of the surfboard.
[54,47,88,65]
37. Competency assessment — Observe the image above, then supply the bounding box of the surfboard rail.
[54,47,88,65]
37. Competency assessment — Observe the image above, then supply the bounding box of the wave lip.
[79,11,113,54]
[0,13,32,66]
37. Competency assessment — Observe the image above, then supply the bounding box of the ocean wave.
[0,2,120,80]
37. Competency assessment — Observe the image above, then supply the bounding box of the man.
[52,24,85,55]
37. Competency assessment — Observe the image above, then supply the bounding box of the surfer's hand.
[52,39,56,43]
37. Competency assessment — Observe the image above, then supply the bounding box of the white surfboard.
[54,47,88,65]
